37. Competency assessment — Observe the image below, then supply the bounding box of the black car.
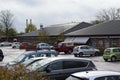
[27,57,97,80]
[8,49,58,67]
[0,49,4,61]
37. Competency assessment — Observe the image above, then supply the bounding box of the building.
[65,20,120,49]
[19,22,92,44]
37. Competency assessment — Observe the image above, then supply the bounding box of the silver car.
[36,42,53,50]
[12,42,20,48]
[66,71,120,80]
[0,41,12,46]
[73,45,100,57]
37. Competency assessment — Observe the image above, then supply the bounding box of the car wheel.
[74,54,78,57]
[95,52,99,56]
[65,51,68,54]
[90,54,93,56]
[79,52,83,57]
[67,50,72,54]
[111,56,116,62]
[13,46,16,48]
[104,59,108,62]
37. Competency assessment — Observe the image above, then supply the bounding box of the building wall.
[89,38,120,49]
[18,36,61,45]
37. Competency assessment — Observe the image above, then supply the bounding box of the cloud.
[1,0,120,32]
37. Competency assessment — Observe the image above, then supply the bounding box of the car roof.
[23,49,57,55]
[30,57,47,60]
[71,71,120,78]
[75,45,89,47]
[41,57,92,62]
[105,47,120,50]
[37,42,48,44]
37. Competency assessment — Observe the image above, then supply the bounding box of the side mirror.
[45,67,52,73]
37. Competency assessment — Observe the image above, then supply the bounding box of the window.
[63,61,88,69]
[111,39,117,47]
[113,49,120,52]
[95,77,105,80]
[48,61,63,70]
[73,47,79,51]
[28,54,36,58]
[91,39,96,48]
[81,47,88,49]
[95,76,120,80]
[98,39,104,48]
[104,39,110,48]
[105,49,110,53]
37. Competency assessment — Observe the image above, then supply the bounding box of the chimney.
[26,19,28,27]
[30,19,32,24]
[40,24,43,29]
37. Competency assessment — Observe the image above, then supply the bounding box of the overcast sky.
[0,0,120,33]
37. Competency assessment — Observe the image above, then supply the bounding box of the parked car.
[7,49,58,67]
[36,42,53,50]
[0,41,12,46]
[53,42,74,54]
[103,47,120,62]
[22,57,47,67]
[66,71,120,80]
[27,57,97,80]
[12,42,20,48]
[73,45,100,57]
[19,42,32,49]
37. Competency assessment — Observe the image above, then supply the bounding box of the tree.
[25,23,37,33]
[96,8,120,22]
[91,20,103,25]
[39,29,49,43]
[57,33,65,42]
[8,28,17,36]
[0,23,3,36]
[0,10,14,37]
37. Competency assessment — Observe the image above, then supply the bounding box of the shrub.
[98,48,105,56]
[0,64,47,80]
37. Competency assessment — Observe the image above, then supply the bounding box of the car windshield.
[22,59,34,66]
[73,47,79,51]
[66,76,88,80]
[14,54,26,62]
[104,49,110,53]
[27,58,53,71]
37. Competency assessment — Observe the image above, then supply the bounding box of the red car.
[19,42,32,49]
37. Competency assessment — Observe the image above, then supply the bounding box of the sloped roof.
[20,22,81,36]
[20,30,40,37]
[44,22,80,35]
[63,22,92,34]
[66,20,120,36]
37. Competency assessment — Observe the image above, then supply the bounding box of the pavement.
[1,46,120,72]
[0,46,25,63]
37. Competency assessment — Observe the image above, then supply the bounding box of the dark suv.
[27,57,97,80]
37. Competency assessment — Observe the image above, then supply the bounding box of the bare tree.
[0,10,14,37]
[96,8,120,22]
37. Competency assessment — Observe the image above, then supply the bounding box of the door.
[113,48,120,59]
[44,61,64,80]
[80,46,90,55]
[62,60,89,80]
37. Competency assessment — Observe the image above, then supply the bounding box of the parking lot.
[1,46,120,72]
